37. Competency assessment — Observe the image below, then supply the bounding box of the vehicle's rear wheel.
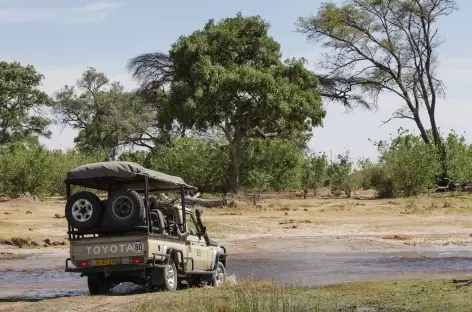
[106,188,145,227]
[87,273,112,295]
[157,258,178,291]
[65,191,103,231]
[211,262,226,287]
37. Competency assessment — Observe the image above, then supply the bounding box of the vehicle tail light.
[130,257,144,264]
[79,261,89,267]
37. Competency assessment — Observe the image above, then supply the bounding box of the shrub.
[371,129,441,197]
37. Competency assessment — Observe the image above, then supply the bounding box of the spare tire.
[65,191,104,231]
[106,189,145,227]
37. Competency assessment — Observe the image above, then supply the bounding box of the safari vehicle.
[63,161,227,295]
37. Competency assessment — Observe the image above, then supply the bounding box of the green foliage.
[144,137,230,193]
[326,151,357,198]
[369,129,441,197]
[361,164,395,198]
[119,150,151,167]
[158,13,325,191]
[300,153,328,198]
[0,61,52,145]
[245,169,272,204]
[53,67,155,157]
[0,143,106,198]
[240,139,304,191]
[444,131,472,183]
[297,0,458,178]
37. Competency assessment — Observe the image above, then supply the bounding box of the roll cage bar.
[65,161,198,240]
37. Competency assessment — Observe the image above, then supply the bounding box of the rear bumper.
[64,258,166,274]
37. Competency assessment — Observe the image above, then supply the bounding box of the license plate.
[96,259,118,266]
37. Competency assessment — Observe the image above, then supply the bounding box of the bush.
[362,165,395,198]
[445,131,472,183]
[300,152,328,198]
[145,137,230,193]
[5,128,472,199]
[325,151,357,198]
[369,129,441,197]
[0,142,106,198]
[240,139,304,191]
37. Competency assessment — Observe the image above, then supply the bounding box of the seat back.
[150,209,168,234]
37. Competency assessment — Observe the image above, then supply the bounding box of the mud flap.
[150,267,164,286]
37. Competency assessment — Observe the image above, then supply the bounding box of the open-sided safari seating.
[63,161,227,295]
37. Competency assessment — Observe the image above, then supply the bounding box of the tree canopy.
[129,13,325,191]
[53,67,155,157]
[0,61,52,145]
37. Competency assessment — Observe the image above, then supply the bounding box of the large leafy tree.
[128,13,325,192]
[53,67,155,158]
[0,61,52,145]
[297,0,458,177]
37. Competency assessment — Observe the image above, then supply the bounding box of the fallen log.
[182,196,227,208]
[150,192,227,208]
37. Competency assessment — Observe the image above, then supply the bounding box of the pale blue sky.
[0,0,470,161]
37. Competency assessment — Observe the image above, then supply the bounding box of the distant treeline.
[1,129,471,199]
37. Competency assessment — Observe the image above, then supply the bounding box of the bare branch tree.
[297,0,458,177]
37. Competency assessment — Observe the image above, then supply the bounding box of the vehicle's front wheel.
[211,262,226,287]
[87,274,112,295]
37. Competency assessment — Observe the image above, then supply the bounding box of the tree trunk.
[414,111,448,177]
[428,115,447,178]
[412,113,430,145]
[229,136,242,193]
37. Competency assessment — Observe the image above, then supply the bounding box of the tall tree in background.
[129,13,325,192]
[53,67,155,158]
[297,0,458,177]
[0,61,52,145]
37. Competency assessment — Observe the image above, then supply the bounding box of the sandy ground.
[1,189,472,256]
[2,189,472,311]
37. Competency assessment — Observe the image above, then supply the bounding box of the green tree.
[0,143,106,197]
[240,139,304,191]
[444,131,472,183]
[147,137,229,192]
[245,169,271,204]
[300,152,328,198]
[129,13,325,192]
[53,67,155,158]
[0,61,52,145]
[297,0,458,177]
[326,151,356,197]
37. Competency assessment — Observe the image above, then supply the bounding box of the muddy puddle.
[1,247,472,301]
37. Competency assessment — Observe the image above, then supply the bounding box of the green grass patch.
[201,193,221,200]
[136,278,472,312]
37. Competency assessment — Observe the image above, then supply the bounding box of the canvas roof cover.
[65,161,197,192]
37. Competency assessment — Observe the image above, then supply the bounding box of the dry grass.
[135,278,472,312]
[2,278,472,312]
[0,198,69,250]
[201,191,472,247]
[0,252,27,260]
[2,190,472,253]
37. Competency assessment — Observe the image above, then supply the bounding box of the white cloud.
[0,2,120,24]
